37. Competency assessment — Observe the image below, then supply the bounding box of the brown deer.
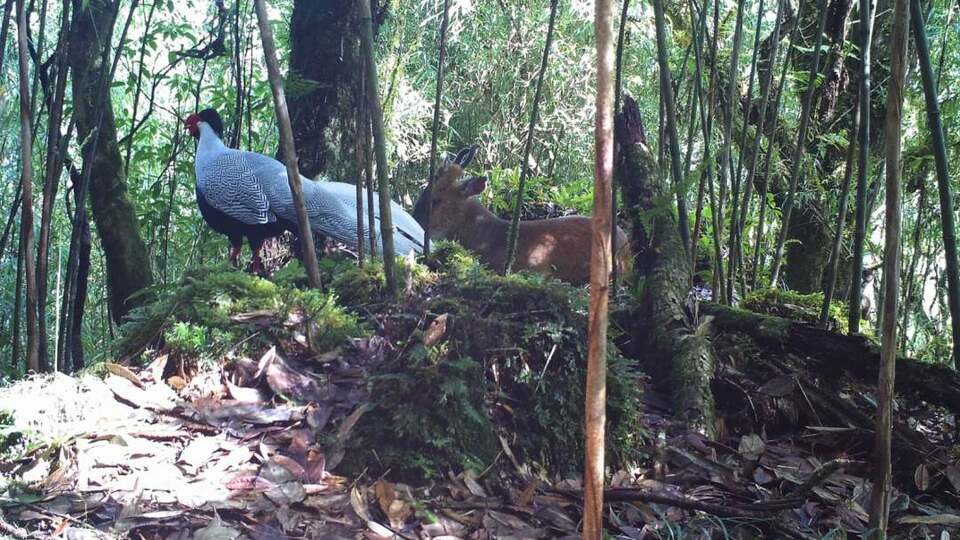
[414,146,630,285]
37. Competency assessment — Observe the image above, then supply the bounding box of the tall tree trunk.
[358,0,397,297]
[584,0,615,535]
[727,0,766,297]
[0,0,14,76]
[423,0,450,257]
[229,0,244,148]
[122,0,157,176]
[768,0,829,286]
[67,0,152,325]
[618,96,717,435]
[848,0,874,333]
[0,188,21,265]
[717,0,746,303]
[505,0,559,274]
[705,0,726,299]
[35,0,70,370]
[12,231,24,369]
[687,0,709,275]
[64,168,91,372]
[734,0,785,282]
[254,0,323,289]
[911,0,960,369]
[651,0,692,256]
[286,0,366,179]
[869,0,908,529]
[820,95,860,327]
[364,107,377,258]
[750,3,802,288]
[611,0,630,288]
[16,0,40,372]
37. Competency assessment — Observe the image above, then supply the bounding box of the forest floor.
[1,247,959,539]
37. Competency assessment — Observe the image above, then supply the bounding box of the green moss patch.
[117,264,364,361]
[741,288,867,334]
[341,242,645,479]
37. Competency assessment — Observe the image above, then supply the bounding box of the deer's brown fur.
[416,159,630,285]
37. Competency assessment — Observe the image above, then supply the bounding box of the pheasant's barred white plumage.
[194,122,424,256]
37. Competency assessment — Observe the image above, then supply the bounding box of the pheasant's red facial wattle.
[185,114,201,138]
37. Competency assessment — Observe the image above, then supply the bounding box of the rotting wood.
[617,95,717,438]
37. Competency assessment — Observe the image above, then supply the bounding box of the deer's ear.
[461,176,487,197]
[457,145,479,168]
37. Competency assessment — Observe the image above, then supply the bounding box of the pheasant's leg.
[228,238,243,268]
[249,237,267,277]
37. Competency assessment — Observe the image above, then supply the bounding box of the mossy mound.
[741,288,862,334]
[340,242,645,479]
[116,250,644,481]
[117,264,364,361]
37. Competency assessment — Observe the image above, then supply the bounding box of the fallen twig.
[0,512,30,539]
[553,487,804,519]
[784,458,856,500]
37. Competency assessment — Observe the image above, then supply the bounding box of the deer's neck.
[454,201,510,269]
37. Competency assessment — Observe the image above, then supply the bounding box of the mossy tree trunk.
[286,0,371,180]
[617,96,717,438]
[68,0,152,325]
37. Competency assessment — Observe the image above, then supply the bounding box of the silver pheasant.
[186,108,423,273]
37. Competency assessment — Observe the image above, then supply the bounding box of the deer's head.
[414,146,487,239]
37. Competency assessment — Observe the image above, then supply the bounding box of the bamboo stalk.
[254,0,323,289]
[357,0,398,296]
[869,0,909,529]
[423,0,451,256]
[505,0,559,274]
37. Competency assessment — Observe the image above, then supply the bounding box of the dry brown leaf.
[226,474,273,492]
[758,375,796,397]
[518,479,539,506]
[230,309,276,324]
[738,434,765,461]
[179,436,222,469]
[896,514,960,525]
[350,486,371,522]
[104,363,145,389]
[423,314,450,347]
[105,374,175,410]
[374,480,397,517]
[223,376,266,403]
[944,465,960,492]
[272,454,306,480]
[194,517,242,540]
[262,353,329,402]
[915,463,931,491]
[148,354,170,384]
[336,403,373,443]
[365,519,395,539]
[462,470,487,497]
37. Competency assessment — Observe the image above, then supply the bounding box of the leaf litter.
[1,264,959,538]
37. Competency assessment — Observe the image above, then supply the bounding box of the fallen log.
[703,303,960,413]
[616,95,717,437]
